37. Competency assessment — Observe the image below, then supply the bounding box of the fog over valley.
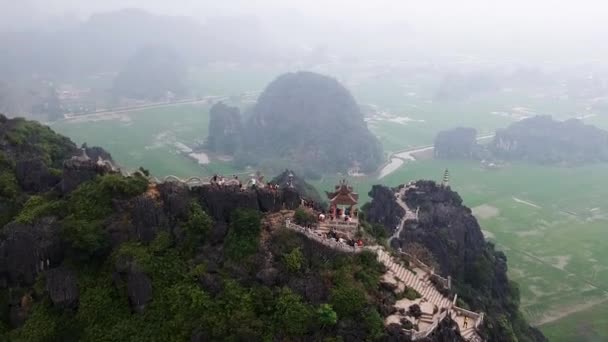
[0,1,607,341]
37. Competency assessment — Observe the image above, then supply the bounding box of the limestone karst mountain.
[240,71,384,174]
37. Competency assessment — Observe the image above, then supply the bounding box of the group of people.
[210,174,242,188]
[325,230,364,247]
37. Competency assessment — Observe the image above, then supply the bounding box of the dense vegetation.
[491,115,608,165]
[239,71,384,174]
[112,44,187,100]
[0,116,395,341]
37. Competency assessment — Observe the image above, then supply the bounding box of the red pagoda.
[326,179,359,221]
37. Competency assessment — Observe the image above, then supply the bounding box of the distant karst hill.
[434,116,608,165]
[239,71,383,174]
[491,115,608,165]
[434,127,480,159]
[112,44,187,100]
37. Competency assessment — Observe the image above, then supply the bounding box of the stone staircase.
[284,218,484,341]
[377,249,452,310]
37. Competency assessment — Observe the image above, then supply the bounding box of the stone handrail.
[399,251,451,290]
[452,305,484,331]
[285,221,364,254]
[452,306,481,320]
[418,310,449,339]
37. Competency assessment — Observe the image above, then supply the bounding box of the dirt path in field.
[535,297,608,326]
[512,197,542,208]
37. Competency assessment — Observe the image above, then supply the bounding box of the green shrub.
[294,208,316,226]
[330,284,367,318]
[283,247,304,273]
[62,218,108,261]
[399,287,421,300]
[316,304,338,327]
[363,308,385,340]
[15,196,65,224]
[180,202,212,254]
[273,287,313,336]
[225,209,262,261]
[10,301,59,342]
[0,172,19,199]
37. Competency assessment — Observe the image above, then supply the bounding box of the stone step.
[462,328,475,339]
[419,315,435,324]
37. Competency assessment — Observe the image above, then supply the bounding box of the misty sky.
[3,0,608,61]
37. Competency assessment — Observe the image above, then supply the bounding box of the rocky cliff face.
[366,181,547,342]
[195,185,300,223]
[363,184,404,234]
[400,181,486,278]
[205,102,242,155]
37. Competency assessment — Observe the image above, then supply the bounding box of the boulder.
[114,255,153,313]
[46,267,79,308]
[157,182,191,222]
[0,217,63,287]
[127,270,153,313]
[130,194,168,243]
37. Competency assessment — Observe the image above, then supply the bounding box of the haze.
[4,0,608,62]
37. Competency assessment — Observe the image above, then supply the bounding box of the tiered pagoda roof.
[326,179,359,206]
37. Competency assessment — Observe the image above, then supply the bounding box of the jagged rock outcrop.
[130,193,169,243]
[363,185,404,234]
[400,181,485,277]
[60,157,114,194]
[196,185,300,222]
[156,181,192,223]
[114,255,153,313]
[271,169,323,204]
[0,217,63,287]
[15,158,60,192]
[205,102,242,155]
[46,266,79,309]
[241,71,383,173]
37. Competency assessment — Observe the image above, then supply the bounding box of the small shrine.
[326,179,359,220]
[319,180,359,239]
